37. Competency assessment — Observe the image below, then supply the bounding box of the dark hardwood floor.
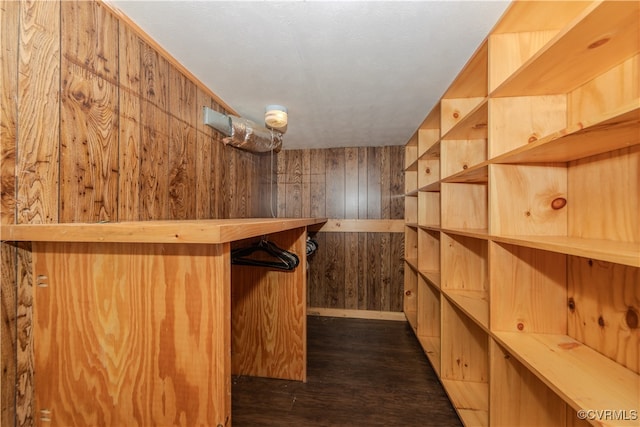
[232,316,463,426]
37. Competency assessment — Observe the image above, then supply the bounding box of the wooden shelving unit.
[403,1,639,425]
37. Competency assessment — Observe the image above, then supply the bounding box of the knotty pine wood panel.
[32,241,231,426]
[231,228,307,381]
[60,60,119,222]
[568,257,639,373]
[16,0,60,225]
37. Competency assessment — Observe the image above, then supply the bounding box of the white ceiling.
[108,1,510,150]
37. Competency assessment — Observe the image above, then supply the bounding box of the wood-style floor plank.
[232,316,462,426]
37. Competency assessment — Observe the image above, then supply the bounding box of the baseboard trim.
[307,307,407,321]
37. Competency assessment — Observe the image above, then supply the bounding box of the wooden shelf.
[0,218,327,245]
[441,380,489,427]
[443,290,489,332]
[492,1,640,97]
[441,163,488,184]
[419,270,441,289]
[444,40,488,99]
[491,235,640,268]
[418,336,441,376]
[493,332,640,427]
[441,98,488,141]
[404,257,419,272]
[441,228,489,240]
[405,158,418,172]
[405,3,639,425]
[405,310,418,331]
[419,181,441,193]
[492,106,640,164]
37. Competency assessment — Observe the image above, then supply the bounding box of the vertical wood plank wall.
[277,147,405,312]
[0,1,273,425]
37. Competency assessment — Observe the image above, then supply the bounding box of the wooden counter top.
[0,218,327,244]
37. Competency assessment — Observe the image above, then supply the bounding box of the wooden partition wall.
[277,147,405,313]
[0,1,273,425]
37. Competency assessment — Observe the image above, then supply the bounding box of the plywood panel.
[16,0,60,225]
[16,243,33,427]
[357,233,369,309]
[1,244,17,427]
[33,241,231,426]
[118,88,141,221]
[60,60,119,222]
[140,100,169,220]
[325,232,345,308]
[358,148,369,219]
[344,232,359,309]
[61,1,118,83]
[169,66,196,125]
[309,149,326,218]
[0,0,18,225]
[367,147,381,218]
[168,116,196,220]
[141,41,169,110]
[231,228,306,381]
[326,149,345,219]
[345,148,359,218]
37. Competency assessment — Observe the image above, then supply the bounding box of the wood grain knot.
[453,111,460,119]
[405,290,412,296]
[567,297,576,312]
[626,308,639,330]
[551,197,567,210]
[588,37,610,49]
[462,164,468,170]
[558,342,580,350]
[473,123,487,130]
[517,322,524,331]
[426,167,431,174]
[528,135,538,143]
[598,316,605,327]
[525,211,531,217]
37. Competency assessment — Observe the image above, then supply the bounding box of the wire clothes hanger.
[231,237,299,271]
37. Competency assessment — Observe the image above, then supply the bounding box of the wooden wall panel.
[0,4,19,423]
[60,60,119,222]
[0,0,18,225]
[118,24,141,221]
[33,242,230,426]
[278,146,405,313]
[1,245,17,427]
[16,0,60,225]
[1,0,274,422]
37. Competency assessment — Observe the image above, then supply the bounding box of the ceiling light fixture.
[265,105,288,132]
